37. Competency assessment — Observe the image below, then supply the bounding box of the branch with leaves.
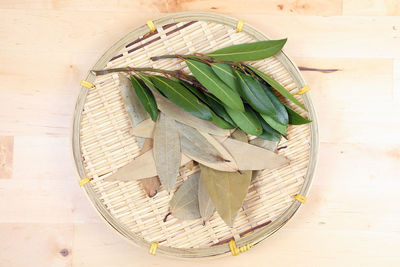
[95,39,311,227]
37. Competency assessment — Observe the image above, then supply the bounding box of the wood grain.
[0,136,13,178]
[1,0,400,265]
[343,0,400,15]
[0,0,342,15]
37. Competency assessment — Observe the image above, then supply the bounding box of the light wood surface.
[0,1,399,266]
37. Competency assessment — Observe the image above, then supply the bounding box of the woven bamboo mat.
[73,12,318,258]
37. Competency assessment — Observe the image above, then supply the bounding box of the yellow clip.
[239,244,251,253]
[228,240,240,256]
[236,19,244,32]
[297,85,310,95]
[79,177,92,186]
[294,194,307,204]
[146,20,156,33]
[80,80,94,89]
[149,242,158,255]
[228,240,251,256]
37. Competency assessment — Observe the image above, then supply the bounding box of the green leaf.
[180,81,209,103]
[130,75,159,122]
[203,94,236,128]
[211,63,240,92]
[259,113,287,136]
[180,81,235,129]
[260,83,289,125]
[150,75,213,121]
[235,71,276,116]
[285,105,312,125]
[225,105,262,136]
[206,39,287,62]
[169,172,201,220]
[210,112,235,129]
[151,90,230,136]
[137,73,154,87]
[246,65,307,111]
[256,114,281,141]
[186,60,244,112]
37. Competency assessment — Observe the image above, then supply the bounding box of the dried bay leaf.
[141,176,161,197]
[186,130,238,172]
[119,74,148,148]
[130,118,155,138]
[137,138,160,197]
[200,131,252,227]
[153,113,181,191]
[104,150,192,182]
[177,122,225,164]
[249,138,280,181]
[198,176,215,223]
[213,135,289,170]
[169,172,201,220]
[152,91,230,136]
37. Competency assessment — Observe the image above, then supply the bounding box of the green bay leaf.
[285,105,312,125]
[206,39,287,62]
[236,71,276,116]
[130,75,159,122]
[256,113,281,141]
[246,65,307,111]
[225,105,262,136]
[181,81,235,129]
[259,113,287,136]
[150,75,213,121]
[260,83,289,125]
[211,63,240,92]
[186,60,244,112]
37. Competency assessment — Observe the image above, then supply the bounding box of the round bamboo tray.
[72,12,319,258]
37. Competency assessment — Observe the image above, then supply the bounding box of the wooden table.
[1,1,399,266]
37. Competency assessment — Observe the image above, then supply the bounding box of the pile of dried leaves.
[95,39,311,227]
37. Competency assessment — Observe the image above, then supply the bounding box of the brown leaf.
[153,113,181,191]
[213,135,289,170]
[198,176,215,223]
[200,129,251,227]
[249,138,279,181]
[104,150,192,182]
[169,172,201,220]
[141,176,161,197]
[130,118,155,138]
